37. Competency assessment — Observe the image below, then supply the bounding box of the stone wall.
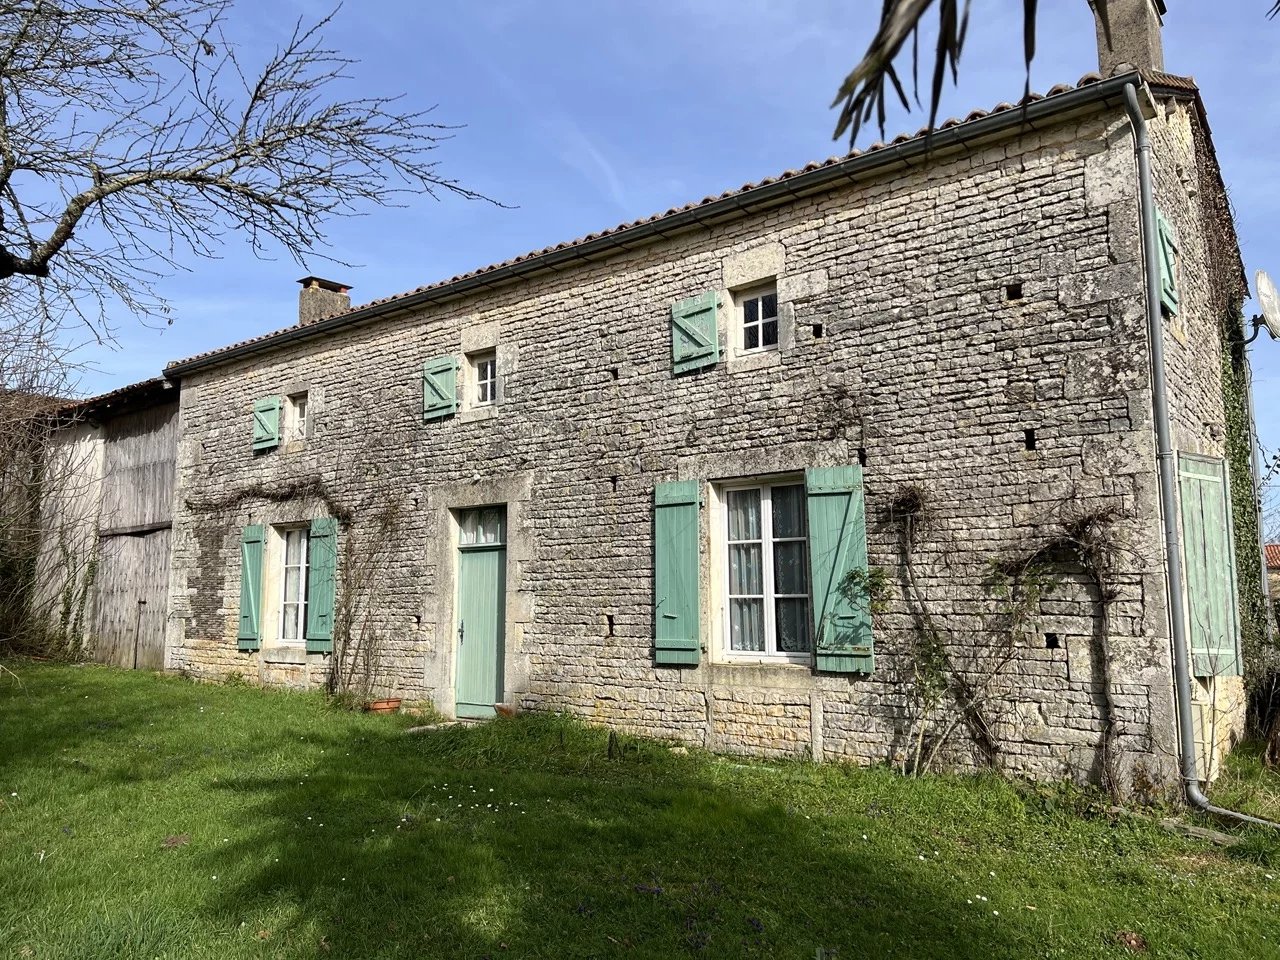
[167,103,1186,794]
[1149,91,1251,762]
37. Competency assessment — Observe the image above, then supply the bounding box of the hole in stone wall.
[812,323,825,338]
[609,367,619,381]
[606,614,615,637]
[1023,428,1037,451]
[1045,632,1061,650]
[610,476,618,493]
[857,447,868,467]
[1006,282,1024,301]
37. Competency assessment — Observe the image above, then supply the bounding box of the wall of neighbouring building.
[167,102,1183,796]
[32,422,104,649]
[33,399,178,667]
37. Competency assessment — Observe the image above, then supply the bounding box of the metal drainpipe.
[1123,81,1280,830]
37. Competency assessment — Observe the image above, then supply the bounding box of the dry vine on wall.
[842,483,1130,798]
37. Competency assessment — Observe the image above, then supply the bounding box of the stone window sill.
[725,350,782,375]
[261,645,308,664]
[460,404,499,423]
[704,659,815,690]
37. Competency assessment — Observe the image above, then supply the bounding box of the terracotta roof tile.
[166,70,1156,373]
[1266,544,1280,569]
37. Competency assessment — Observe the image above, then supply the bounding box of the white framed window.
[469,350,498,406]
[287,392,308,441]
[737,283,778,354]
[722,480,811,659]
[279,527,310,643]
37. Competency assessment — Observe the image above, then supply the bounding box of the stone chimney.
[297,276,351,326]
[1089,0,1165,76]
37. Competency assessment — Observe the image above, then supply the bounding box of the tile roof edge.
[168,70,1138,377]
[53,377,178,421]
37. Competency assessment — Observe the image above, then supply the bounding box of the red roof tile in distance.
[1265,544,1280,570]
[168,70,1148,372]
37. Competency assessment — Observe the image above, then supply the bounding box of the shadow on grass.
[0,660,194,773]
[205,716,1023,960]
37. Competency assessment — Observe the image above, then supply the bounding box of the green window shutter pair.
[671,291,720,374]
[1178,455,1242,677]
[1156,209,1180,317]
[236,518,338,655]
[252,397,282,451]
[805,466,874,674]
[423,355,458,421]
[651,467,873,673]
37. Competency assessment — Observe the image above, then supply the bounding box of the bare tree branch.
[0,0,494,339]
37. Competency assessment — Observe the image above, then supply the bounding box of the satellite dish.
[1253,270,1280,342]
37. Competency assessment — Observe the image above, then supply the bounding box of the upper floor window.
[469,350,498,406]
[724,481,811,658]
[287,392,308,441]
[738,283,778,353]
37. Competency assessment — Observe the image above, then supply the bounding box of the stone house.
[100,2,1258,796]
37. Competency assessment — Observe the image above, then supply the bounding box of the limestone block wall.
[1148,91,1252,761]
[167,104,1183,794]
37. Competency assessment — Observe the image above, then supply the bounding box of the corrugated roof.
[167,69,1202,375]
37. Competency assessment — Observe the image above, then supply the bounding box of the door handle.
[458,620,465,644]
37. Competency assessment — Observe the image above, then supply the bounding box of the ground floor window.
[723,481,811,658]
[279,527,310,643]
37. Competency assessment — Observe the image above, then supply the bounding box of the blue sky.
[74,1,1280,466]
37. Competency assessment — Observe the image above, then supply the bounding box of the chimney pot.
[297,276,351,326]
[1089,0,1166,76]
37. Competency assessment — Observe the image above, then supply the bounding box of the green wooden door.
[455,508,507,719]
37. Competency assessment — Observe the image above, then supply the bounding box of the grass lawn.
[1,661,1278,959]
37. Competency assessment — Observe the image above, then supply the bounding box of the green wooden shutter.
[671,291,720,374]
[305,517,337,654]
[1178,455,1242,676]
[1156,209,1180,317]
[252,397,281,451]
[653,480,701,665]
[805,466,873,673]
[237,524,264,651]
[423,355,458,421]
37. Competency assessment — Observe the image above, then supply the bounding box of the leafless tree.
[1263,446,1280,546]
[0,0,489,343]
[0,1,487,652]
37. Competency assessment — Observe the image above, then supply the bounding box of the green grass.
[1209,740,1280,825]
[1,660,1278,960]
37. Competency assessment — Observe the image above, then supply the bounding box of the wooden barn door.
[92,528,171,669]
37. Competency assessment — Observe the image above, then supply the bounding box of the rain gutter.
[166,73,1142,378]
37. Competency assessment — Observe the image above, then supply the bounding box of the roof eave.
[166,71,1142,379]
